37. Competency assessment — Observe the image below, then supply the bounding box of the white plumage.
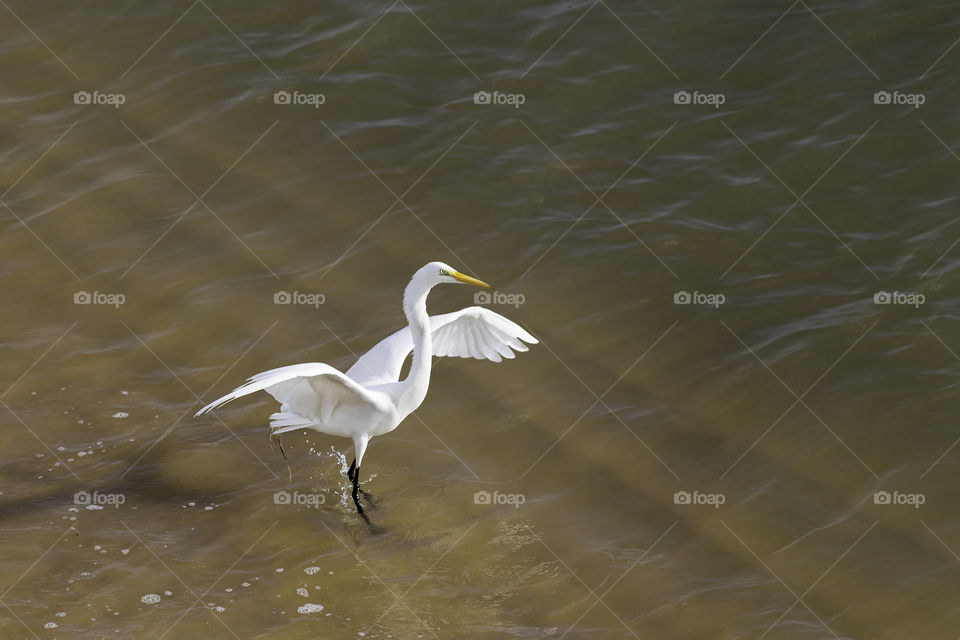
[195,261,537,513]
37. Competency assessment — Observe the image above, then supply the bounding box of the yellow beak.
[452,271,490,288]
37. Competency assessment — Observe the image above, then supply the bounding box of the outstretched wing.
[432,307,538,361]
[195,362,384,425]
[346,306,538,386]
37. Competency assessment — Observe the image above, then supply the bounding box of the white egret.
[195,261,537,514]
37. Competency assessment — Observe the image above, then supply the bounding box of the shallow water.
[2,0,960,637]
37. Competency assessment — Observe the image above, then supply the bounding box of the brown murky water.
[2,1,960,637]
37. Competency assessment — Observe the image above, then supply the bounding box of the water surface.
[2,0,960,637]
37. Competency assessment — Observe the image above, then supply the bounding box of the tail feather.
[268,410,318,434]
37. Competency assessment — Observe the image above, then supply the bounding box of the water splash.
[327,446,348,477]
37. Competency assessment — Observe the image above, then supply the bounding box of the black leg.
[270,434,292,483]
[347,458,357,483]
[351,464,365,515]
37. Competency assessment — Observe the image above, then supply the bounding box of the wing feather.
[195,362,381,424]
[346,306,537,385]
[197,308,537,427]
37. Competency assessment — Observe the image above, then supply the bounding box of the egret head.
[422,261,489,288]
[405,262,489,313]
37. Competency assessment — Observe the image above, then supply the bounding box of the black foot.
[349,465,383,532]
[347,458,356,483]
[351,464,365,515]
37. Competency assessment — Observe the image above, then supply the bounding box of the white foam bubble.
[297,603,324,614]
[140,594,161,605]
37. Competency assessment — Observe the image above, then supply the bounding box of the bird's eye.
[439,269,448,276]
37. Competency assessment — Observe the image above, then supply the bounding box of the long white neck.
[398,277,433,413]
